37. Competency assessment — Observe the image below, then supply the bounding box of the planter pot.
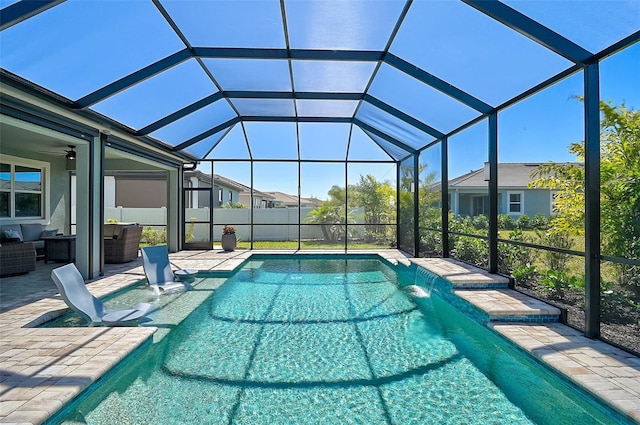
[221,233,237,251]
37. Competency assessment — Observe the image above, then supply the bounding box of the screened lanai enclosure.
[0,1,638,352]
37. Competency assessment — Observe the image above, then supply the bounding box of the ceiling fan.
[40,145,77,160]
[64,145,76,160]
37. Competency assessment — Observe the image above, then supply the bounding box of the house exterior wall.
[523,189,550,217]
[452,188,552,218]
[498,188,550,217]
[239,193,268,208]
[212,184,238,207]
[238,192,250,207]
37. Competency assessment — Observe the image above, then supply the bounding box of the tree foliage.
[529,100,640,290]
[598,101,640,263]
[351,174,395,233]
[303,185,352,242]
[306,175,396,243]
[528,143,585,235]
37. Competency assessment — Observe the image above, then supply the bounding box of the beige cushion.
[104,224,118,239]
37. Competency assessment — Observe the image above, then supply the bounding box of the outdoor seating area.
[141,245,196,294]
[103,224,143,264]
[51,262,155,326]
[0,240,36,276]
[0,223,55,257]
[0,223,57,276]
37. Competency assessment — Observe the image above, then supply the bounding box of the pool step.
[410,258,560,323]
[455,289,561,323]
[410,258,509,289]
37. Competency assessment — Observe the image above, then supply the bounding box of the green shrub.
[420,229,441,257]
[601,290,636,324]
[451,235,488,268]
[498,214,515,230]
[141,226,166,246]
[512,264,538,284]
[536,230,573,273]
[539,270,582,298]
[472,214,488,230]
[516,214,530,230]
[222,202,247,208]
[530,213,548,229]
[497,229,536,276]
[185,218,196,242]
[365,229,395,247]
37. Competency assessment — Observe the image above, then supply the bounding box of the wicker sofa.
[0,223,53,256]
[104,224,143,263]
[0,242,36,276]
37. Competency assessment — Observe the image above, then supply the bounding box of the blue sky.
[0,1,638,200]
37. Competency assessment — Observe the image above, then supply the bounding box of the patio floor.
[1,250,639,424]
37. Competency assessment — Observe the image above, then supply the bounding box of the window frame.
[0,154,50,222]
[507,190,524,215]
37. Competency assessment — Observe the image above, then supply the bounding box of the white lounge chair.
[51,263,154,326]
[141,246,196,295]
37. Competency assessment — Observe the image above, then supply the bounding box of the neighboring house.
[184,171,244,208]
[264,191,322,208]
[232,181,276,209]
[446,163,566,218]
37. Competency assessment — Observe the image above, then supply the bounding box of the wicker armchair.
[104,225,143,263]
[0,242,36,276]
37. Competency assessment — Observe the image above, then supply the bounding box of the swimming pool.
[52,256,626,424]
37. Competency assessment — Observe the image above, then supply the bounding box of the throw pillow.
[3,229,22,241]
[40,229,58,238]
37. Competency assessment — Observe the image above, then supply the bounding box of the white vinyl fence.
[99,206,365,242]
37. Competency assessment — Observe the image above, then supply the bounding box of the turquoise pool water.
[54,257,625,424]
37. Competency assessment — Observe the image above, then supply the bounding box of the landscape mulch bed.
[516,282,639,355]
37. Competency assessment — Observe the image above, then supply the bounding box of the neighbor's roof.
[229,180,276,200]
[266,191,318,206]
[446,162,580,189]
[1,1,638,162]
[184,170,246,191]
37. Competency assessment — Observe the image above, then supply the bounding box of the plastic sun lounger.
[51,263,155,326]
[140,245,196,295]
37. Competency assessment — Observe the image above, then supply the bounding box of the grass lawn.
[497,230,621,281]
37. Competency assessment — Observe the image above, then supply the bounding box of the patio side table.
[43,235,76,263]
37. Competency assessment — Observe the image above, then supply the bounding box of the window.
[228,190,232,203]
[508,191,523,214]
[218,188,223,204]
[0,156,48,219]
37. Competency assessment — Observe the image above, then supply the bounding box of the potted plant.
[221,225,236,251]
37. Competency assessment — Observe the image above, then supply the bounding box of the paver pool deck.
[1,250,639,424]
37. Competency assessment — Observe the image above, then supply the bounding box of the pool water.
[55,257,624,424]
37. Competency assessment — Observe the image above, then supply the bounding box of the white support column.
[74,141,101,279]
[167,168,181,252]
[190,176,199,208]
[104,176,116,208]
